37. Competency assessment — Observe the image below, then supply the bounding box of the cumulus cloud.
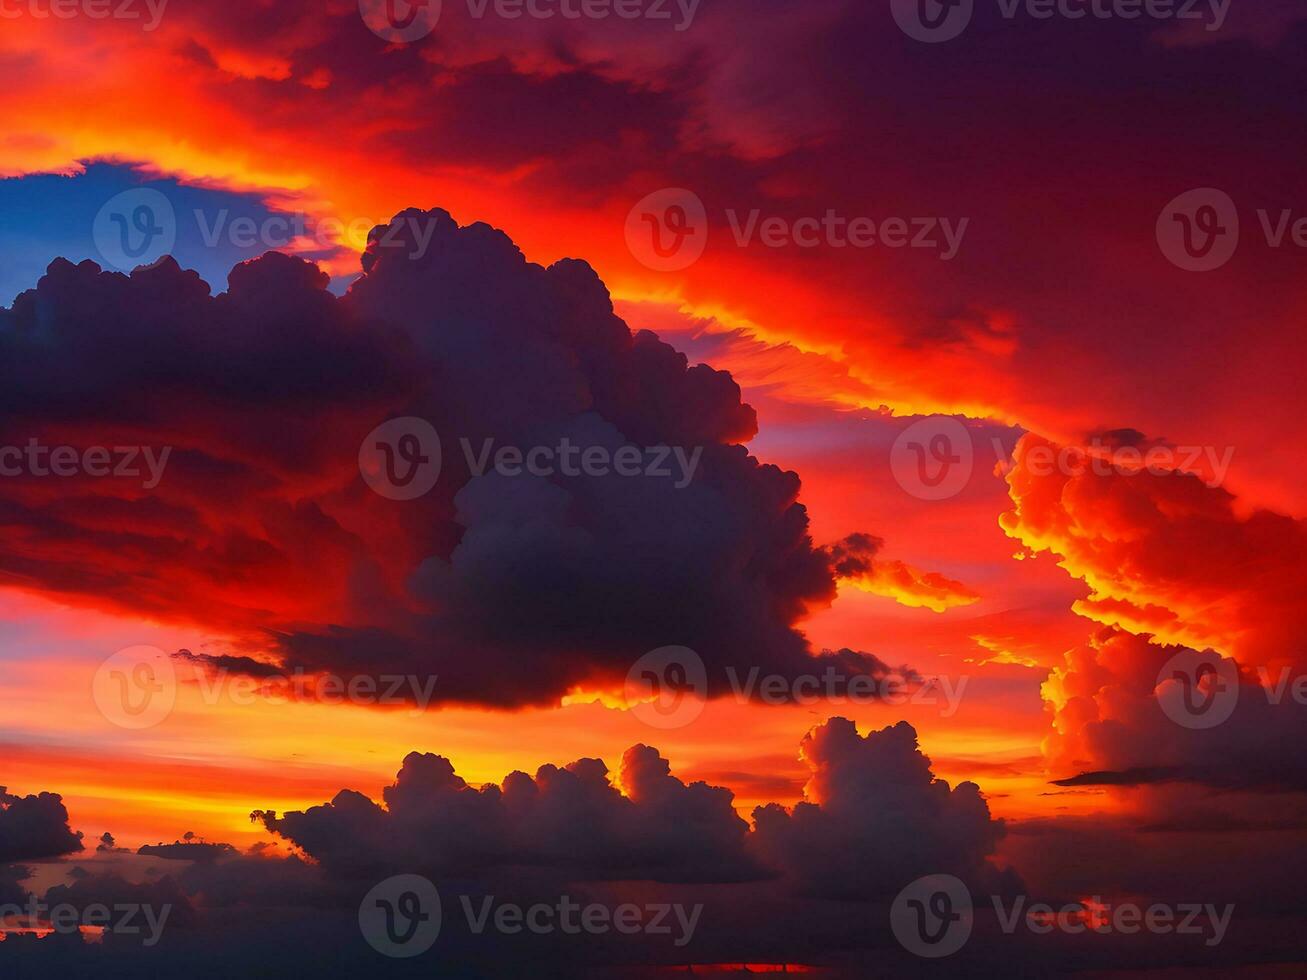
[0,212,899,709]
[1044,628,1307,798]
[1001,433,1307,668]
[256,741,763,884]
[257,717,1010,901]
[0,787,83,865]
[826,532,980,613]
[0,788,83,908]
[751,718,1014,899]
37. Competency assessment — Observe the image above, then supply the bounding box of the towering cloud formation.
[1003,436,1307,824]
[0,211,896,707]
[1045,629,1307,796]
[256,742,763,883]
[1002,434,1307,669]
[751,718,1013,899]
[256,717,1010,899]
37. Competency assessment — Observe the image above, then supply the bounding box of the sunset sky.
[1,0,1306,975]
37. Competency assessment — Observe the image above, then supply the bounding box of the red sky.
[1,0,1306,973]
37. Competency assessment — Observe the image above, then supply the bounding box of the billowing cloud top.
[0,210,892,707]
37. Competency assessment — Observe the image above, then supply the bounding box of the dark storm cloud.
[0,209,899,708]
[0,788,83,864]
[751,718,1018,900]
[256,741,765,883]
